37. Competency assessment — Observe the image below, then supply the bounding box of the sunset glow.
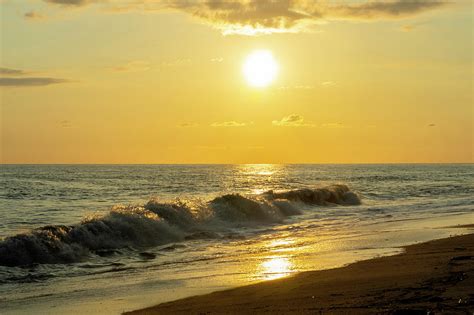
[0,1,472,164]
[243,50,278,87]
[0,2,472,314]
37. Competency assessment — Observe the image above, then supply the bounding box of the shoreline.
[127,231,474,314]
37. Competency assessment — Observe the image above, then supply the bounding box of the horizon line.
[1,162,473,166]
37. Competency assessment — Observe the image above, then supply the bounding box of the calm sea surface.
[0,164,473,314]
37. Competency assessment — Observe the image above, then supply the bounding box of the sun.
[243,50,278,88]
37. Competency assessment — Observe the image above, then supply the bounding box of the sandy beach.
[127,230,474,314]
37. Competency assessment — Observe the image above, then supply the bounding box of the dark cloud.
[331,1,445,19]
[0,67,28,76]
[428,123,436,127]
[41,0,449,35]
[158,0,447,35]
[44,0,92,6]
[0,67,70,87]
[0,77,69,87]
[168,0,312,35]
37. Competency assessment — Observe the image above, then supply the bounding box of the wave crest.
[0,185,360,267]
[265,184,361,205]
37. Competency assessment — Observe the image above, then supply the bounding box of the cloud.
[1,67,71,87]
[192,145,264,150]
[0,67,28,76]
[330,1,445,19]
[428,123,436,127]
[0,77,69,87]
[400,21,427,31]
[59,120,73,128]
[41,0,448,35]
[161,59,191,67]
[178,122,199,128]
[279,85,314,90]
[44,0,93,6]
[112,60,151,72]
[211,121,250,127]
[321,81,336,87]
[401,24,416,31]
[320,122,348,128]
[168,0,447,35]
[24,11,45,20]
[210,57,224,63]
[279,82,336,90]
[272,114,315,127]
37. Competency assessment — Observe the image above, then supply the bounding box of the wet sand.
[127,232,474,314]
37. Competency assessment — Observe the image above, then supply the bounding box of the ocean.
[0,164,473,314]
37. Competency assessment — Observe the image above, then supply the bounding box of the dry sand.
[127,233,474,314]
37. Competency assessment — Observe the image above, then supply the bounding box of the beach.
[128,229,474,314]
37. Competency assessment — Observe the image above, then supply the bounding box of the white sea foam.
[0,185,360,266]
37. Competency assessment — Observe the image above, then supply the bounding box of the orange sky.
[1,0,472,163]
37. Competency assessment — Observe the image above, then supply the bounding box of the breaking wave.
[0,185,360,267]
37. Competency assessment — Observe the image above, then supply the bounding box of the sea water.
[0,164,472,314]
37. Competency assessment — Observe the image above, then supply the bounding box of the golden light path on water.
[233,165,300,281]
[233,164,281,195]
[228,164,359,283]
[259,239,296,280]
[260,257,293,280]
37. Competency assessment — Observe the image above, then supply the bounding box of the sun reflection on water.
[234,164,282,195]
[254,238,299,281]
[236,164,279,176]
[260,257,293,280]
[267,238,296,248]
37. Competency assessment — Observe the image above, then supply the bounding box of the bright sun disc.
[243,50,278,87]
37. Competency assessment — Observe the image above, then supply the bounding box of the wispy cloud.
[279,85,315,90]
[112,60,151,72]
[272,114,315,127]
[0,77,69,87]
[59,120,73,128]
[44,0,93,6]
[0,67,70,87]
[321,81,336,87]
[0,67,29,76]
[24,11,45,20]
[211,121,250,127]
[192,145,264,150]
[320,123,349,128]
[41,0,449,35]
[161,59,191,67]
[178,122,199,128]
[401,24,416,31]
[400,22,426,32]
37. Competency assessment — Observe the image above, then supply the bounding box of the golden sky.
[0,0,472,163]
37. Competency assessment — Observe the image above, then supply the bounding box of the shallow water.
[0,164,473,314]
